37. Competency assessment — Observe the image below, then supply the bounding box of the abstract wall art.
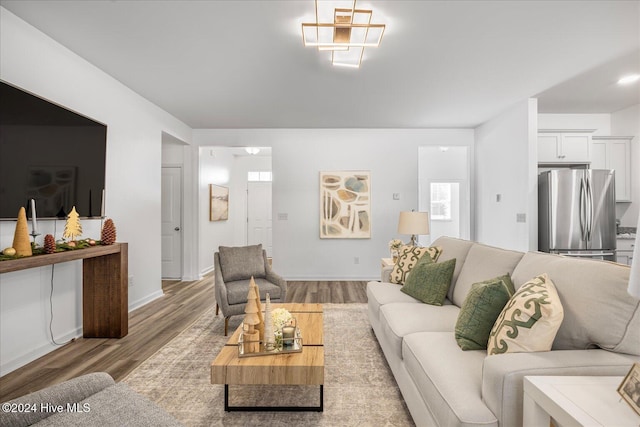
[320,171,371,239]
[209,184,229,221]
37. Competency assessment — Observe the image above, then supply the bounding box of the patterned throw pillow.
[455,274,515,351]
[389,245,443,284]
[400,258,456,305]
[487,273,564,355]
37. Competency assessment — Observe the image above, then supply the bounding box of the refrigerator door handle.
[579,177,587,242]
[586,175,593,243]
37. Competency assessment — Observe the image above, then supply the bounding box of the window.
[430,183,452,221]
[247,171,272,182]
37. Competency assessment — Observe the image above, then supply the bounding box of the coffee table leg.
[224,384,324,412]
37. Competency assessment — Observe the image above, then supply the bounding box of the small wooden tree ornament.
[250,277,265,341]
[12,207,32,257]
[243,286,261,353]
[63,206,82,241]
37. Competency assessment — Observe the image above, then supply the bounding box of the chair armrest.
[214,252,230,314]
[481,349,639,427]
[0,373,115,427]
[264,251,287,301]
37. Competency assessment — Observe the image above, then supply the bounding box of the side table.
[523,376,640,427]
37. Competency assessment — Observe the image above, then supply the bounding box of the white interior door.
[247,181,272,257]
[161,167,182,279]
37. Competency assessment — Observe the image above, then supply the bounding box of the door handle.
[174,227,181,231]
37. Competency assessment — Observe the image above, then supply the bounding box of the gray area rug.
[122,303,414,426]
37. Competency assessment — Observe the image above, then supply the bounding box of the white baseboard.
[200,265,214,277]
[128,290,164,311]
[0,327,82,376]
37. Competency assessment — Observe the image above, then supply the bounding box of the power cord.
[48,220,73,346]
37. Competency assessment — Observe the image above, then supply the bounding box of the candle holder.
[30,230,41,243]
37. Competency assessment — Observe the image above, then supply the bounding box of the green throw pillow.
[400,258,456,305]
[454,274,515,351]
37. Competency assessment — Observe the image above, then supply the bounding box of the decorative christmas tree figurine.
[243,286,261,353]
[264,293,275,351]
[63,206,82,241]
[101,218,116,245]
[250,277,265,341]
[44,234,56,254]
[12,207,32,257]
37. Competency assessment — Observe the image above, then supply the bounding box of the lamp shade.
[398,211,430,236]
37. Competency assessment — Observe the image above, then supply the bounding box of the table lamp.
[398,211,430,246]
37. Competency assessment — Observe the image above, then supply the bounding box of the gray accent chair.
[214,244,287,335]
[0,372,182,426]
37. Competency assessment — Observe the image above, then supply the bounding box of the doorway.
[418,146,470,245]
[161,166,182,279]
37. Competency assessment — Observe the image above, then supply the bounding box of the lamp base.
[409,235,418,246]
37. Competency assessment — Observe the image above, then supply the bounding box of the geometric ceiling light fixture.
[302,0,385,68]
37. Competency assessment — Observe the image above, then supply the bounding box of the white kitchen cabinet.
[591,136,633,202]
[538,131,591,163]
[616,238,635,266]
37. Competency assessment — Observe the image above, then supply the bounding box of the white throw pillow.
[487,273,564,355]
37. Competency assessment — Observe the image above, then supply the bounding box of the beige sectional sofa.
[367,236,640,427]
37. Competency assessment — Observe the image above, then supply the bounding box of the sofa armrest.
[381,266,393,283]
[481,349,639,427]
[0,372,115,427]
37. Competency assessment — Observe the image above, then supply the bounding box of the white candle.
[30,198,38,235]
[100,189,105,217]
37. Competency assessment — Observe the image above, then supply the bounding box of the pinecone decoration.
[101,219,116,245]
[44,234,56,254]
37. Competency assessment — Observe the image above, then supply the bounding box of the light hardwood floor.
[0,276,368,401]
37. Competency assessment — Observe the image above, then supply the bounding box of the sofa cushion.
[402,332,498,427]
[455,274,515,351]
[430,237,476,301]
[511,251,640,355]
[401,258,456,305]
[218,244,266,281]
[379,303,459,360]
[452,244,524,307]
[366,281,422,323]
[225,278,282,305]
[390,245,442,284]
[488,273,564,355]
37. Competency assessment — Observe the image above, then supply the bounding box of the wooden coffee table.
[211,303,324,411]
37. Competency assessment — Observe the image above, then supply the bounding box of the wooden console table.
[0,243,128,338]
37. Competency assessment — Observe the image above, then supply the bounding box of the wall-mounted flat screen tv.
[0,81,107,220]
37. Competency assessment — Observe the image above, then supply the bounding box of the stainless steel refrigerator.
[538,169,616,261]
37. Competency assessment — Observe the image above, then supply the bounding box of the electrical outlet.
[393,193,400,200]
[516,213,526,223]
[128,276,134,287]
[354,257,360,264]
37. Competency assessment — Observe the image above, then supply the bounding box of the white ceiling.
[1,0,639,129]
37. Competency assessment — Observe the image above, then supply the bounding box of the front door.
[247,181,272,257]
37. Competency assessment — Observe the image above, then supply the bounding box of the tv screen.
[0,81,107,220]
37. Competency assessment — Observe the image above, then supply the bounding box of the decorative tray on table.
[237,327,303,358]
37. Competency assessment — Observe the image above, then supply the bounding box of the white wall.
[611,104,640,227]
[193,129,474,280]
[538,113,611,135]
[0,8,192,375]
[475,99,538,252]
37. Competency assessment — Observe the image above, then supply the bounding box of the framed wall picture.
[320,171,371,239]
[209,184,229,221]
[618,362,640,415]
